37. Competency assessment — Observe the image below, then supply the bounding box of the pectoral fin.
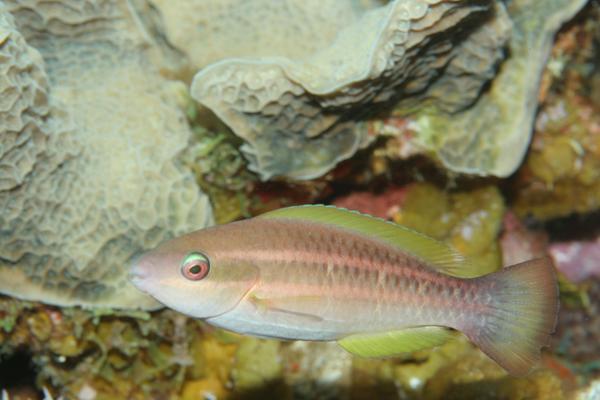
[338,326,454,358]
[248,294,324,322]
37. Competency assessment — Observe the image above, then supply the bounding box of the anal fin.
[338,326,454,358]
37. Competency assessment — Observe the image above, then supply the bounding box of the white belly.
[206,298,351,341]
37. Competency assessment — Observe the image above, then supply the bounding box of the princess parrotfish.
[129,205,558,376]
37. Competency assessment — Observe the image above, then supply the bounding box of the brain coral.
[0,0,213,309]
[184,0,511,179]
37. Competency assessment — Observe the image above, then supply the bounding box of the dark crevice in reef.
[525,210,600,242]
[0,349,39,394]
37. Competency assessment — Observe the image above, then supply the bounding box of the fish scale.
[131,205,558,376]
[233,218,470,331]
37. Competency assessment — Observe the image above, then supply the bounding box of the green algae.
[0,298,25,333]
[184,104,257,224]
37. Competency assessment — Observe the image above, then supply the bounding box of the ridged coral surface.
[0,11,53,192]
[0,1,596,398]
[419,0,589,176]
[0,1,213,309]
[188,0,510,179]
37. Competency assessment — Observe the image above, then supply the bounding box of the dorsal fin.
[260,204,479,278]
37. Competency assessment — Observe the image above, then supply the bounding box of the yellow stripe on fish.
[129,205,558,376]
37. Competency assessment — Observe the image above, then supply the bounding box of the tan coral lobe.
[426,0,589,176]
[157,0,585,180]
[0,1,213,309]
[189,0,510,180]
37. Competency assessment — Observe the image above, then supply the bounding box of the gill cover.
[193,260,259,318]
[130,232,260,319]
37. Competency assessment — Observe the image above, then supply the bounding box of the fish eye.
[181,252,210,281]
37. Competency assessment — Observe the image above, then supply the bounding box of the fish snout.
[128,269,145,289]
[128,252,150,289]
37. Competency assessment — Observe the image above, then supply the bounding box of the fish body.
[130,205,558,375]
[205,218,476,339]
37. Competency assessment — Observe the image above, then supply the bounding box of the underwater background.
[1,0,600,399]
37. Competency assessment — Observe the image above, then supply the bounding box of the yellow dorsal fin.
[260,205,478,278]
[338,326,455,357]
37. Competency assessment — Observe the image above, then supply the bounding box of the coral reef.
[0,1,213,309]
[155,0,586,181]
[0,294,576,400]
[392,183,505,276]
[0,297,208,399]
[350,333,570,400]
[423,360,567,400]
[513,94,600,220]
[333,186,409,219]
[183,108,257,224]
[0,0,597,399]
[512,4,600,220]
[410,0,587,176]
[153,0,383,76]
[550,235,600,283]
[187,0,511,179]
[554,278,600,376]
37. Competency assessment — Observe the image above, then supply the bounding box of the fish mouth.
[128,269,148,292]
[128,252,149,291]
[128,270,143,285]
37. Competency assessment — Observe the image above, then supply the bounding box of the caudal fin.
[466,258,559,376]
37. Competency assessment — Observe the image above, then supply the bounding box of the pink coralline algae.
[550,237,600,283]
[499,212,548,267]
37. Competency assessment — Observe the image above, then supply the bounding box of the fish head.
[129,228,259,318]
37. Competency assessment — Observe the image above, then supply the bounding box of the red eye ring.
[181,252,210,281]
